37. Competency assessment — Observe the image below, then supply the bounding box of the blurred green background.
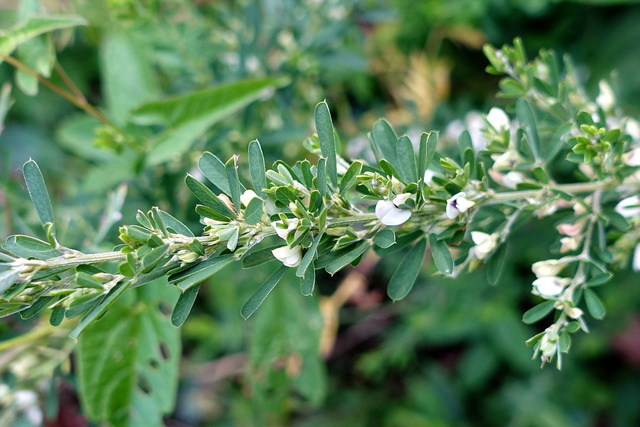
[2,0,640,425]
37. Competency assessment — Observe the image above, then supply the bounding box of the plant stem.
[0,54,114,127]
[44,251,126,268]
[490,180,620,202]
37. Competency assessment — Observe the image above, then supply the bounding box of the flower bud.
[240,189,259,207]
[470,231,498,259]
[532,276,571,298]
[532,259,565,278]
[272,245,302,267]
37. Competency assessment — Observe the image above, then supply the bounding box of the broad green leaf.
[584,289,606,319]
[0,15,86,57]
[49,306,65,326]
[22,159,54,227]
[396,135,418,183]
[158,210,194,237]
[198,152,231,195]
[371,119,399,170]
[316,157,327,197]
[225,157,242,212]
[101,30,160,126]
[373,228,396,249]
[428,234,453,275]
[324,241,370,275]
[387,238,426,300]
[458,130,473,154]
[185,175,236,220]
[516,99,540,159]
[296,232,324,278]
[244,197,264,225]
[241,265,287,319]
[56,115,115,161]
[522,300,555,324]
[487,243,508,285]
[339,160,362,194]
[140,244,169,274]
[242,245,280,269]
[171,284,199,327]
[16,32,53,95]
[78,284,180,427]
[248,140,267,197]
[544,122,573,163]
[168,255,234,291]
[2,235,61,259]
[19,295,53,319]
[315,101,337,187]
[300,263,315,296]
[418,132,438,183]
[0,269,20,296]
[132,77,289,165]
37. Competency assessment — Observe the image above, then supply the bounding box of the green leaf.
[132,77,289,165]
[70,281,132,340]
[22,159,54,227]
[373,228,396,249]
[0,269,20,296]
[397,135,418,183]
[324,241,370,275]
[100,30,160,126]
[198,152,231,195]
[168,255,234,291]
[78,285,180,427]
[140,244,170,274]
[387,238,426,301]
[316,157,328,197]
[300,263,315,296]
[371,119,399,169]
[428,234,453,275]
[241,265,288,319]
[418,132,438,182]
[2,235,61,259]
[225,156,242,212]
[487,243,508,285]
[248,140,267,198]
[19,295,53,319]
[584,289,606,320]
[244,197,264,225]
[185,175,236,220]
[49,306,65,326]
[315,101,337,187]
[242,245,280,268]
[339,160,362,194]
[522,300,555,324]
[296,232,324,278]
[0,15,86,57]
[171,284,200,327]
[158,210,194,237]
[516,99,541,159]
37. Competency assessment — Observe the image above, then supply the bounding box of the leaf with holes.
[77,281,180,427]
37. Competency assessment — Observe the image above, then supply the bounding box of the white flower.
[272,245,302,267]
[560,236,580,253]
[623,148,640,167]
[471,231,498,259]
[273,218,300,240]
[502,171,525,189]
[375,193,413,226]
[491,150,521,171]
[446,192,475,219]
[596,80,615,111]
[240,189,259,207]
[615,196,640,218]
[423,169,437,185]
[486,107,510,132]
[532,276,571,298]
[532,260,565,278]
[633,244,640,272]
[626,119,640,140]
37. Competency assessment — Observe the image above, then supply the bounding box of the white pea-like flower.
[633,244,640,272]
[615,196,640,218]
[240,189,259,207]
[623,148,640,167]
[486,107,510,132]
[272,218,300,240]
[471,231,498,259]
[502,171,525,189]
[446,192,475,219]
[272,245,302,268]
[376,193,413,226]
[596,80,615,112]
[532,260,565,278]
[532,276,571,298]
